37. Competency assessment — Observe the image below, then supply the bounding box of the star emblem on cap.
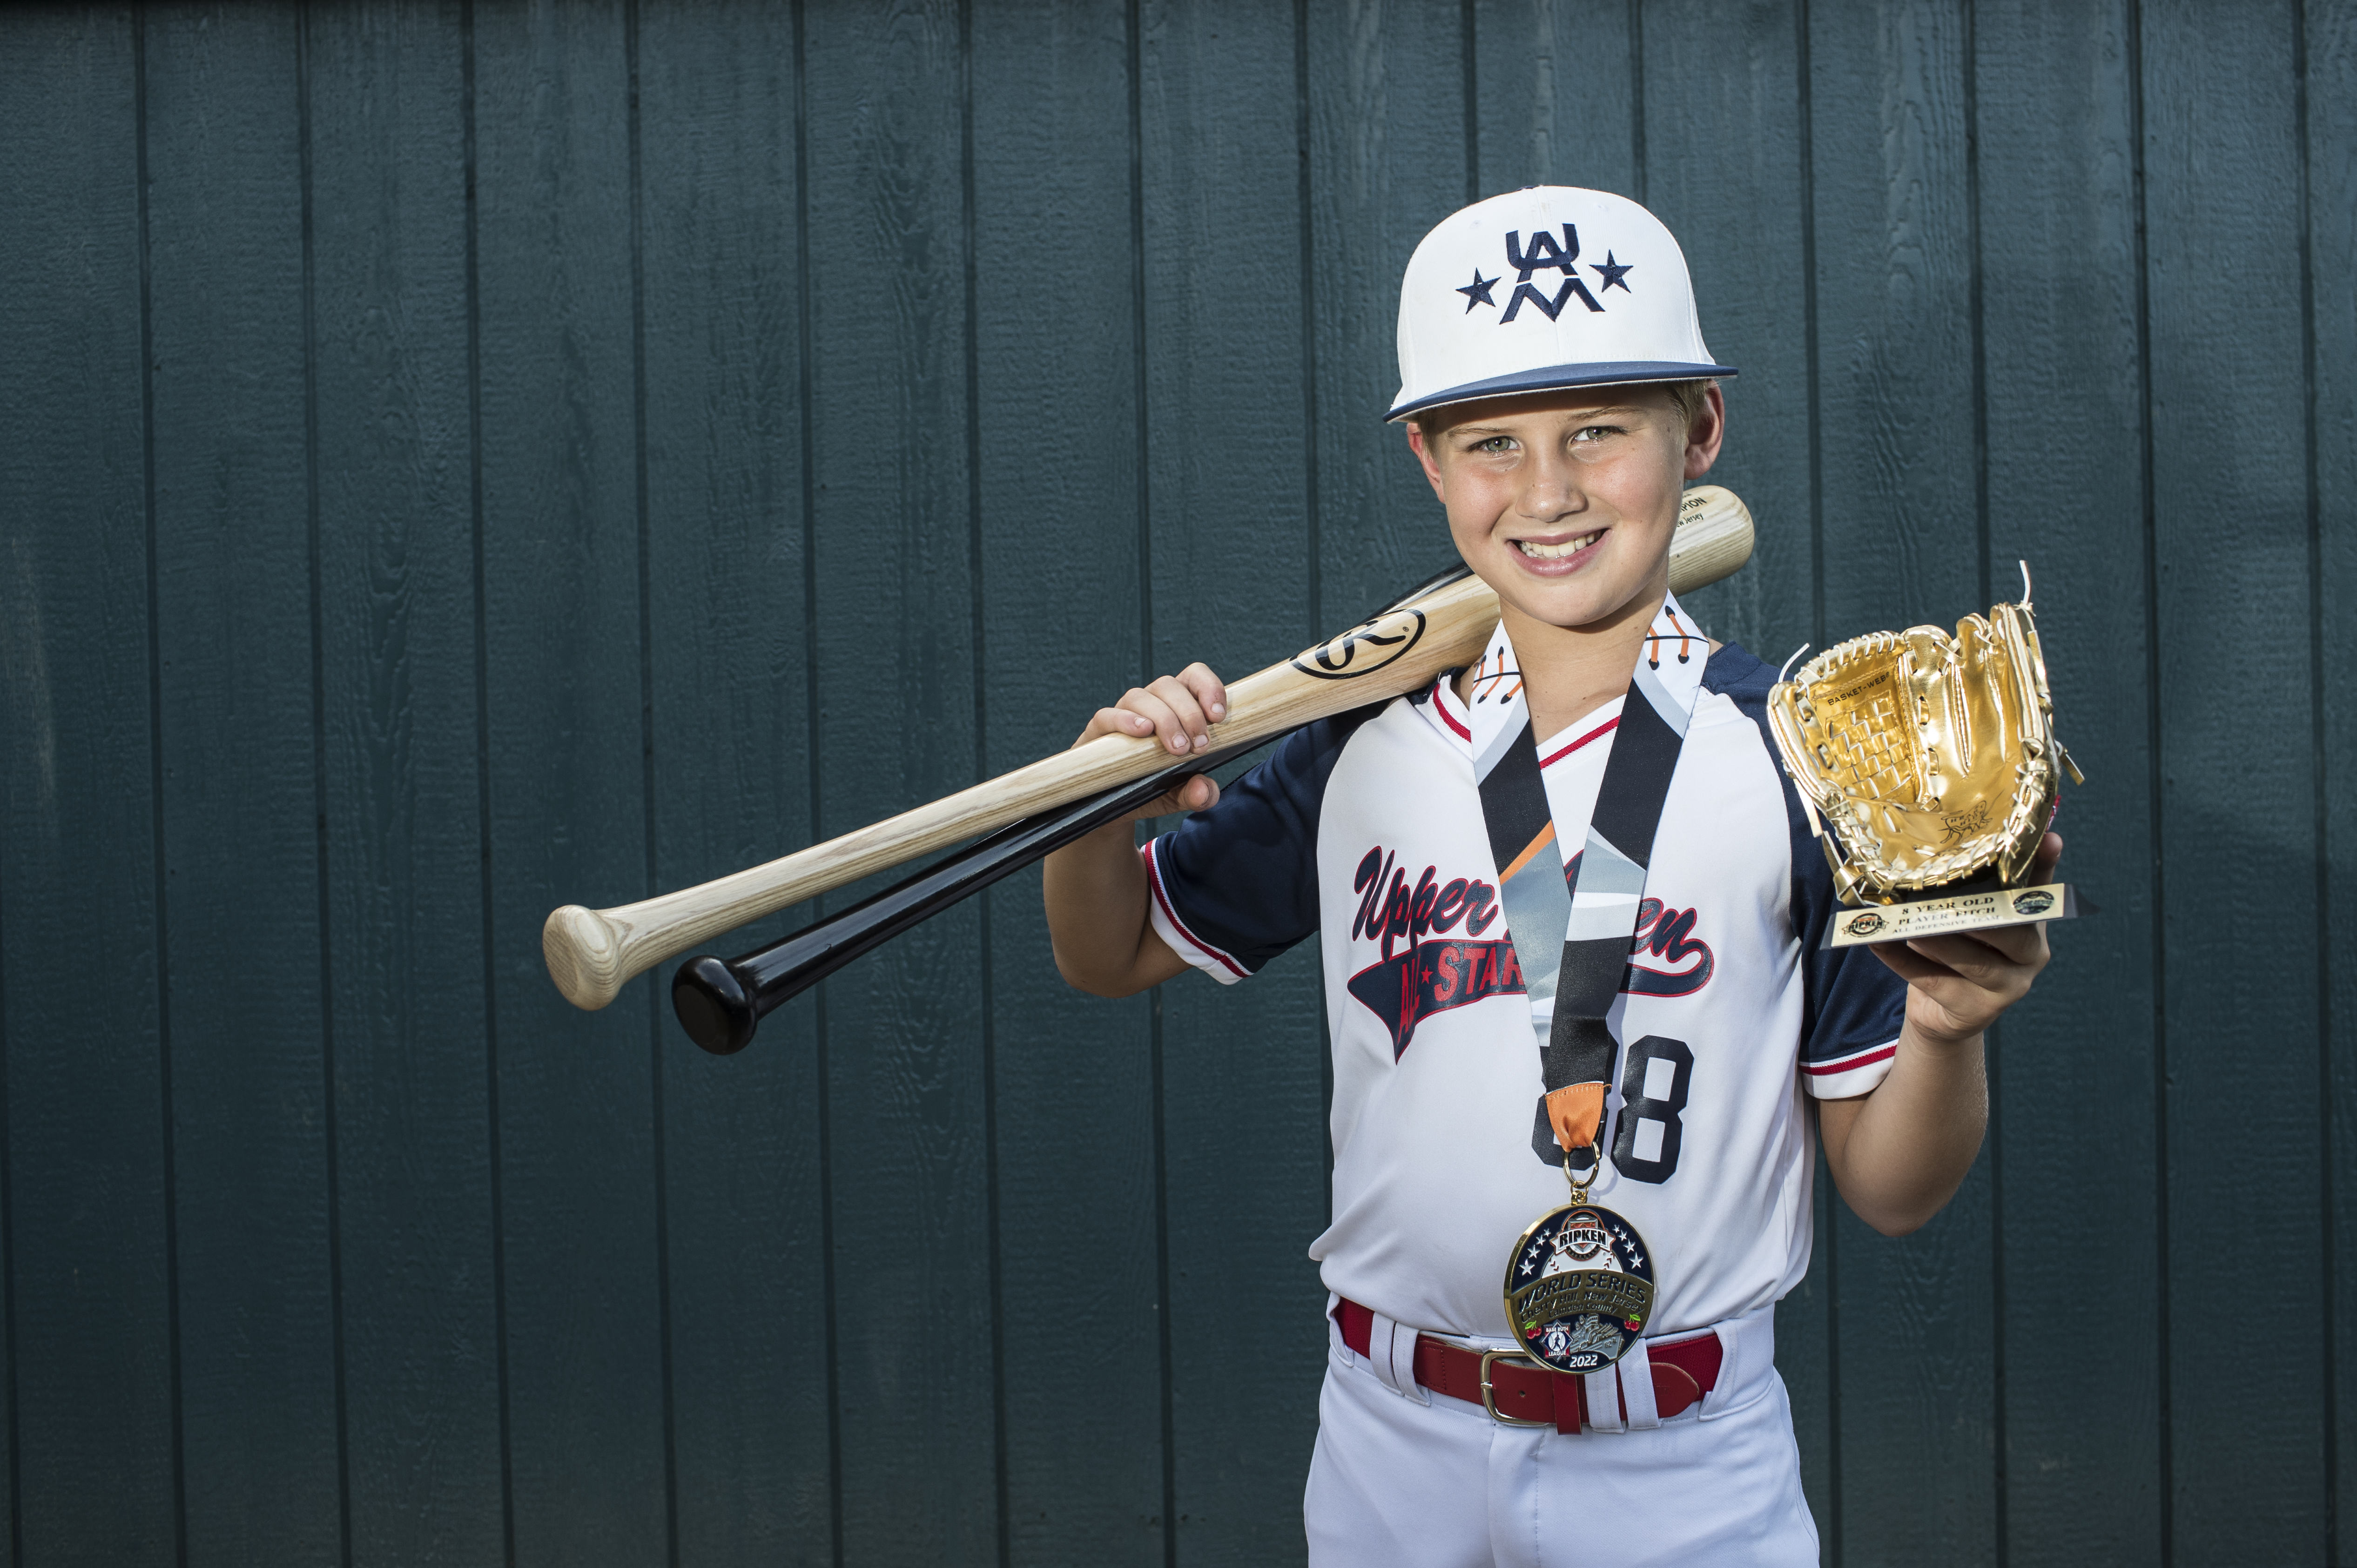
[1589,251,1634,293]
[1455,269,1499,311]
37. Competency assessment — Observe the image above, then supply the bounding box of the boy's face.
[1407,383,1724,634]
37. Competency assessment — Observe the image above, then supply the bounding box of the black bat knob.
[672,956,757,1054]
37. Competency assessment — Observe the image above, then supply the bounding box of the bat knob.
[673,956,758,1055]
[544,904,627,1010]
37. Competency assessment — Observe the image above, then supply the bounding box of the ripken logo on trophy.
[1454,225,1636,323]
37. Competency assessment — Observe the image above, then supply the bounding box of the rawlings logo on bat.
[1289,606,1430,680]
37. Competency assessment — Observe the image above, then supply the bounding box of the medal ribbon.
[1467,595,1706,1169]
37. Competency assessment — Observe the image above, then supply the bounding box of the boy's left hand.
[1868,832,2063,1046]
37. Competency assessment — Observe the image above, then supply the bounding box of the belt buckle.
[1478,1348,1553,1428]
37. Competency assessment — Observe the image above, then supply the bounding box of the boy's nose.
[1518,460,1586,522]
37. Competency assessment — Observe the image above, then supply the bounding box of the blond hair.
[1410,378,1716,444]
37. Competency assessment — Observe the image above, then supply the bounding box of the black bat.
[668,565,1477,1055]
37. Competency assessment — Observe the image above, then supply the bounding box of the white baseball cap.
[1387,186,1734,421]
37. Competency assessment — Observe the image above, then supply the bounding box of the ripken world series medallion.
[1502,1189,1657,1374]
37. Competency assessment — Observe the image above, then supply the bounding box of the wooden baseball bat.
[544,485,1754,1011]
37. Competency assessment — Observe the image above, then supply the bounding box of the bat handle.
[668,740,1262,1054]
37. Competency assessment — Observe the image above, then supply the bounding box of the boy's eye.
[1570,424,1623,443]
[1470,436,1517,454]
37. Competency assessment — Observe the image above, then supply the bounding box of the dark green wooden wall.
[1,1,2350,1564]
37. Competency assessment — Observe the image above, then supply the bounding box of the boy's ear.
[1406,424,1449,501]
[1682,383,1728,481]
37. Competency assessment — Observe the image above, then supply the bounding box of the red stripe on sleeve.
[1801,1043,1898,1077]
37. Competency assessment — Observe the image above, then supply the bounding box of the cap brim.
[1386,360,1737,423]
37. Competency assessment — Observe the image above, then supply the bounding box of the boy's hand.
[1868,832,2063,1046]
[1074,663,1231,818]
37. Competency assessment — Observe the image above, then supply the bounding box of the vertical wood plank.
[636,0,837,1557]
[635,2,831,1560]
[1472,0,1638,199]
[2311,4,2357,1555]
[303,3,507,1561]
[1971,2,2163,1561]
[1805,3,1993,1562]
[799,1,997,1558]
[1306,0,1473,628]
[0,11,177,1562]
[2142,0,2328,1556]
[141,8,343,1561]
[472,3,669,1560]
[1136,4,1322,1561]
[1806,0,1982,630]
[969,1,1167,1562]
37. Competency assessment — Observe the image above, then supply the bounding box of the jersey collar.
[1423,591,1704,765]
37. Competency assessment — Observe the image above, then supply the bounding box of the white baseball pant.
[1304,1302,1818,1567]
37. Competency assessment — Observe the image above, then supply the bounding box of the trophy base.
[1825,881,2080,949]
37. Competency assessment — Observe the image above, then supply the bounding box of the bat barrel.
[669,740,1260,1054]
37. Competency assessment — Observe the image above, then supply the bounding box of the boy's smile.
[1407,384,1725,639]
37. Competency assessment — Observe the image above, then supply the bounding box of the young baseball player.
[1042,187,2058,1567]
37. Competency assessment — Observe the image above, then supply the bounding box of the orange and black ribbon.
[1468,601,1704,1169]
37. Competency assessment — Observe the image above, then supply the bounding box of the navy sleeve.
[1705,644,1910,1095]
[1142,703,1380,980]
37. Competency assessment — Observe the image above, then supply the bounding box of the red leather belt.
[1336,1297,1722,1433]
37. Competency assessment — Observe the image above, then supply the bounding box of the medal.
[1502,1146,1656,1373]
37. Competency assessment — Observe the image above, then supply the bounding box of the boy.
[1042,187,2056,1566]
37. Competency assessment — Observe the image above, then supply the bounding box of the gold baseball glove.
[1767,587,2082,908]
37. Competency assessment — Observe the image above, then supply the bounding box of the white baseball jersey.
[1143,622,1906,1345]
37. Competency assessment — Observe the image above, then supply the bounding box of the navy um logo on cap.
[1389,187,1733,421]
[1455,232,1634,319]
[1455,225,1635,322]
